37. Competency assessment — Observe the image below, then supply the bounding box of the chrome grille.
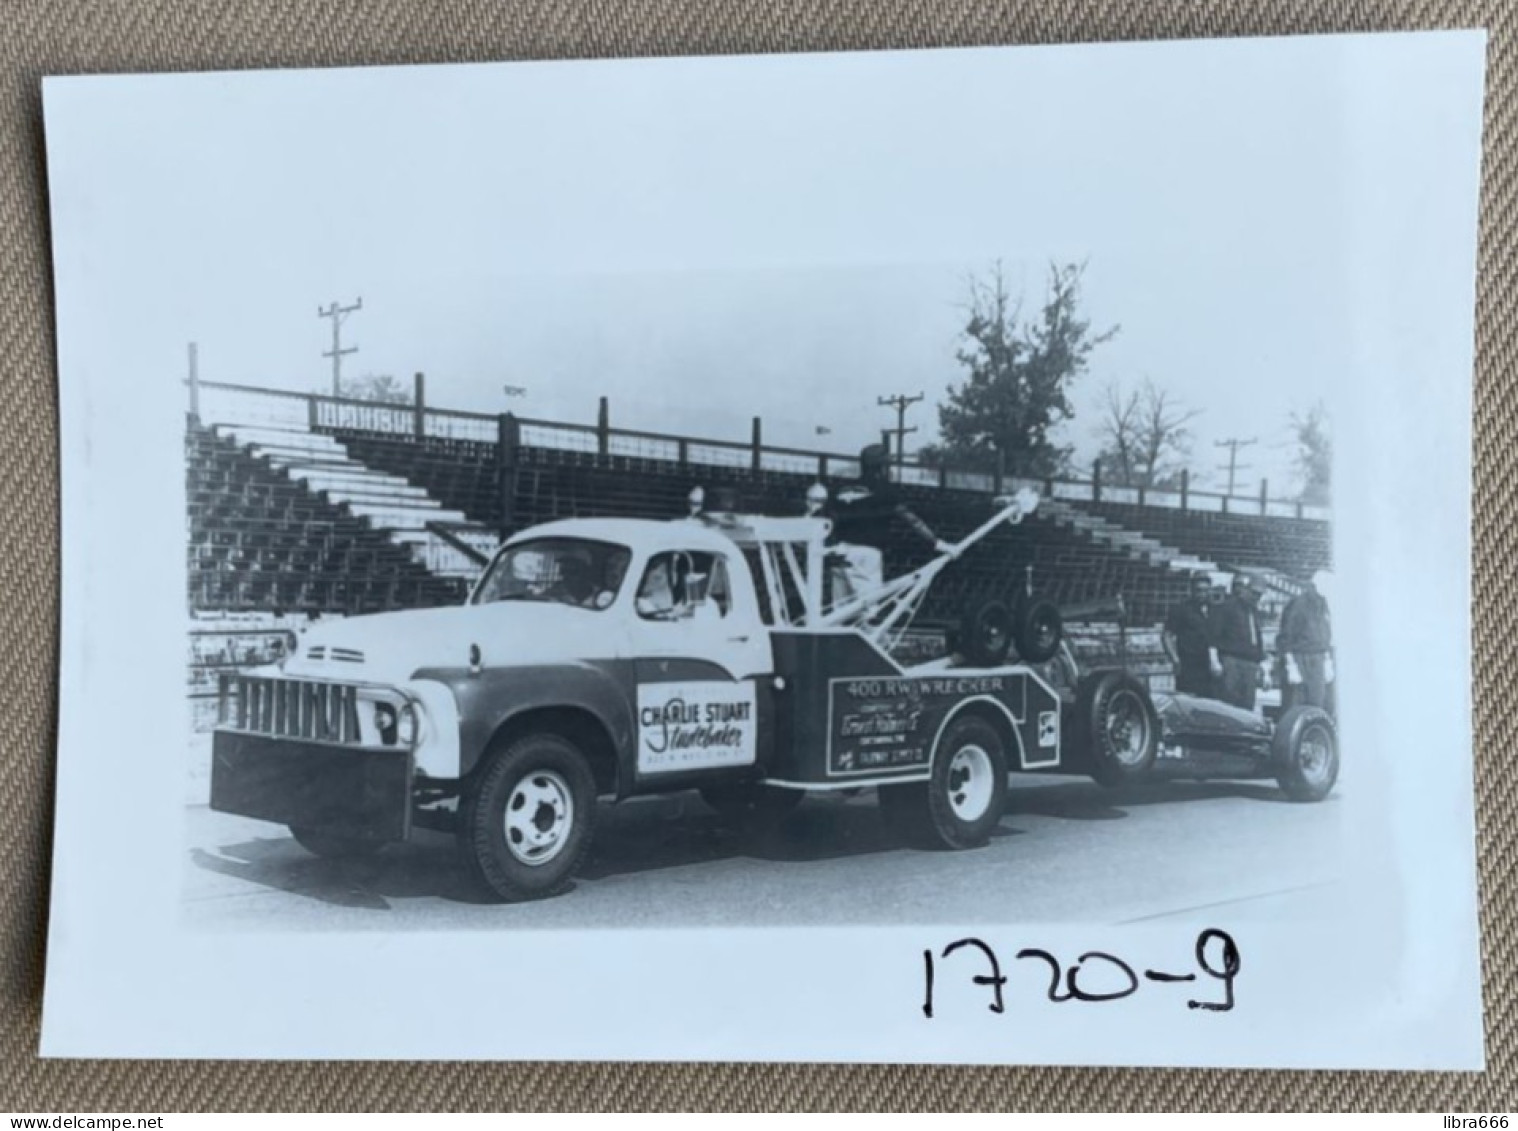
[218,674,363,743]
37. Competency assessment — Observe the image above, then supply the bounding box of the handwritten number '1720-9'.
[921,928,1240,1018]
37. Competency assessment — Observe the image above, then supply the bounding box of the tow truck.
[209,487,1336,901]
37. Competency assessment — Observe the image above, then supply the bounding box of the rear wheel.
[882,716,1008,849]
[1076,670,1159,787]
[458,732,596,901]
[1272,706,1339,802]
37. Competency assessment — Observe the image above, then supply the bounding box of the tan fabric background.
[1,0,1509,1111]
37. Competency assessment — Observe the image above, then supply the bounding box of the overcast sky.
[45,35,1481,493]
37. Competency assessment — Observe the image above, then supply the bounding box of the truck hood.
[279,602,625,683]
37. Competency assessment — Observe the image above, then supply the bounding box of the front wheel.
[1272,705,1339,802]
[458,732,596,901]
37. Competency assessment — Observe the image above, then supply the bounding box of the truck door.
[627,546,775,782]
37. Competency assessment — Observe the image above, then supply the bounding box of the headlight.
[374,702,398,745]
[398,704,419,747]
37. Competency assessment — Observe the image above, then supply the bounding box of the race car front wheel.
[1272,705,1339,802]
[458,731,597,901]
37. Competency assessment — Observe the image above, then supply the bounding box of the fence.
[191,376,1332,523]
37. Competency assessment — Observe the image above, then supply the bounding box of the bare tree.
[1096,381,1143,486]
[1097,378,1197,488]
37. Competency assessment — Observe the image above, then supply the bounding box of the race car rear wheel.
[1272,705,1339,802]
[883,715,1008,849]
[1013,596,1063,664]
[458,731,596,901]
[1076,670,1160,788]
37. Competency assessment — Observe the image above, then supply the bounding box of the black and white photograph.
[41,32,1484,1066]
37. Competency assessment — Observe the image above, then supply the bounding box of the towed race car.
[1064,663,1339,803]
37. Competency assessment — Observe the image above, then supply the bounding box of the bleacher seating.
[1076,501,1331,579]
[187,418,466,615]
[324,428,1200,624]
[332,430,504,528]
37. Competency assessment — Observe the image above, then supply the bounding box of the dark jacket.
[1164,600,1214,666]
[829,482,936,548]
[1277,591,1332,655]
[1212,596,1265,663]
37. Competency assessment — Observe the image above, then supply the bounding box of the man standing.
[827,444,948,600]
[1277,569,1334,712]
[1164,573,1220,696]
[1212,574,1266,711]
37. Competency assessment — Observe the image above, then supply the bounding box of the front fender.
[410,661,634,778]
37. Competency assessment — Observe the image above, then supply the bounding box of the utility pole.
[877,392,925,470]
[1214,436,1257,497]
[187,341,199,421]
[318,296,363,396]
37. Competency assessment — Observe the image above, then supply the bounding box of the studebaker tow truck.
[208,488,1333,901]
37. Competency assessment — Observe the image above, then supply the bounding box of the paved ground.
[182,771,1343,930]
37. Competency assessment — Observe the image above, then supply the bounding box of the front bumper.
[210,729,414,843]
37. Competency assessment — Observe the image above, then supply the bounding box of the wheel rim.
[1030,613,1058,652]
[1297,724,1335,788]
[977,616,1008,656]
[503,769,575,866]
[1103,690,1151,766]
[946,743,995,821]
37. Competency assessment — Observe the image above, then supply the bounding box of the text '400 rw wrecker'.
[209,486,1336,902]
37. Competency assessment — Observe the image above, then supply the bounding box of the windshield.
[471,538,632,610]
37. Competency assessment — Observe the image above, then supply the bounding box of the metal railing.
[190,377,1332,522]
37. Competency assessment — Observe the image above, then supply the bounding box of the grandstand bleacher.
[320,428,1216,625]
[186,417,466,616]
[1076,500,1331,579]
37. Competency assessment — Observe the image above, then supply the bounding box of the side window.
[636,551,731,622]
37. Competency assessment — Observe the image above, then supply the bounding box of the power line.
[1214,436,1257,496]
[877,392,925,469]
[318,296,363,396]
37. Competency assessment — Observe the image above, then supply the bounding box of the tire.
[1272,705,1339,802]
[1076,670,1160,788]
[958,598,1014,667]
[888,715,1008,849]
[458,732,596,902]
[289,826,386,860]
[700,782,803,829]
[1014,596,1063,664]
